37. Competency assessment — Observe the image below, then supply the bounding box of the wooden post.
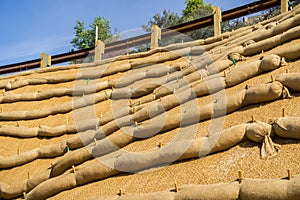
[94,40,105,61]
[150,24,161,50]
[119,188,123,196]
[40,53,51,68]
[288,169,293,180]
[213,6,222,37]
[238,170,242,183]
[281,0,289,13]
[174,182,179,192]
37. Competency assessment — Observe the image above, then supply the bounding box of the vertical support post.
[94,40,105,62]
[288,169,293,180]
[40,53,51,68]
[238,170,242,183]
[213,6,222,37]
[281,0,289,13]
[150,24,161,50]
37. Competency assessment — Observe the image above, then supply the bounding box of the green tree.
[71,16,112,50]
[182,0,213,21]
[182,0,214,40]
[142,9,181,32]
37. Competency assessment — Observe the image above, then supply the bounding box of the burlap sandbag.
[206,59,233,75]
[225,60,261,87]
[276,73,300,92]
[243,25,300,56]
[132,82,162,98]
[259,54,281,71]
[175,182,239,200]
[225,55,281,87]
[272,40,300,61]
[26,160,118,200]
[242,81,283,105]
[210,124,247,153]
[273,117,300,139]
[0,142,66,169]
[130,48,190,68]
[50,147,92,177]
[0,90,111,121]
[0,126,39,137]
[287,174,300,199]
[246,122,280,158]
[239,178,288,200]
[0,181,26,199]
[115,123,247,173]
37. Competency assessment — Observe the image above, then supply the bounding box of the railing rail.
[0,0,287,74]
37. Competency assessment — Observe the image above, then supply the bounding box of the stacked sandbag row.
[136,53,283,107]
[0,90,112,121]
[18,118,300,200]
[22,72,300,189]
[0,53,279,135]
[0,78,287,169]
[97,175,300,200]
[0,142,67,168]
[0,118,99,137]
[0,58,187,103]
[0,48,190,91]
[0,52,284,123]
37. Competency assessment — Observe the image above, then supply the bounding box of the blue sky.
[0,0,253,66]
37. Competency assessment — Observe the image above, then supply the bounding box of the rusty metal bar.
[0,0,289,74]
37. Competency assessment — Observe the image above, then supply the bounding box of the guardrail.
[0,0,290,74]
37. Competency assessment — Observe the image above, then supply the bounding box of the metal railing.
[0,0,287,74]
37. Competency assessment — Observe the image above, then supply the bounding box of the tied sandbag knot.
[246,121,280,159]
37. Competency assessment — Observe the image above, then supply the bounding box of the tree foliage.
[182,0,213,21]
[142,9,181,32]
[71,16,112,50]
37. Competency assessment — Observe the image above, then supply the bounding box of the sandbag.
[0,90,112,121]
[273,117,300,139]
[242,81,283,105]
[275,73,300,92]
[239,178,288,200]
[175,182,239,200]
[246,122,280,158]
[0,142,67,169]
[225,60,261,87]
[287,174,300,199]
[130,48,190,67]
[259,54,281,72]
[210,124,247,153]
[242,25,300,56]
[26,161,118,200]
[50,147,92,177]
[225,54,281,87]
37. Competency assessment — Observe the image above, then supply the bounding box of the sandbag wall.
[1,6,300,200]
[95,175,300,200]
[15,118,300,200]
